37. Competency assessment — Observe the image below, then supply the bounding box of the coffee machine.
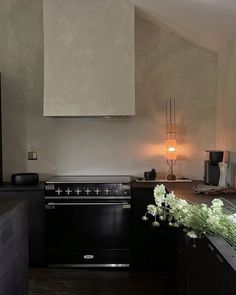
[204,150,224,185]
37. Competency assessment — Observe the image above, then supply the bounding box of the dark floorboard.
[29,268,178,295]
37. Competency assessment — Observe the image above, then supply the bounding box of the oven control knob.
[114,188,119,195]
[104,188,110,195]
[65,188,72,195]
[94,188,101,195]
[75,188,82,195]
[85,188,91,195]
[55,187,63,196]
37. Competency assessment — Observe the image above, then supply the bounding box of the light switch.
[28,151,37,160]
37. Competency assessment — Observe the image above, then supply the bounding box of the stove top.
[46,175,131,184]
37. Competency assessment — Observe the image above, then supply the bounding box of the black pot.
[11,173,39,185]
[144,169,156,180]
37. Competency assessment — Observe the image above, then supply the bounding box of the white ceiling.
[134,0,236,52]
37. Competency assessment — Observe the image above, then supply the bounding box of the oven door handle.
[45,202,131,209]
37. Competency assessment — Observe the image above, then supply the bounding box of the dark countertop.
[0,182,45,191]
[132,179,203,194]
[132,179,236,206]
[0,197,28,217]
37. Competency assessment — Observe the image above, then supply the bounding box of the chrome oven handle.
[45,202,131,209]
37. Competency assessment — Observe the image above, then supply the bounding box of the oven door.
[45,198,131,267]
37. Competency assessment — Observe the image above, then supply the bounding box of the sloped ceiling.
[134,0,236,52]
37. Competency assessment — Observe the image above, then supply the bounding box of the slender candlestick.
[174,99,175,124]
[166,98,167,131]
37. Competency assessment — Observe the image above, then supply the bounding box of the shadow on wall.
[2,74,28,178]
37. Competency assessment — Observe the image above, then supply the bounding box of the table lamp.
[166,98,176,180]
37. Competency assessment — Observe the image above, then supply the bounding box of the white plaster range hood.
[43,0,135,117]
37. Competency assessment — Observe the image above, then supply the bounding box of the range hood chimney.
[43,0,135,117]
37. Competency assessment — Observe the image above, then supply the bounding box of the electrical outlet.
[28,151,37,160]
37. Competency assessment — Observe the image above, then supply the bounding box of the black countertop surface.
[0,197,27,217]
[132,179,236,206]
[0,182,45,191]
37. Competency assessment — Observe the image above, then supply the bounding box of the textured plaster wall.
[43,0,135,116]
[0,0,217,181]
[216,42,236,186]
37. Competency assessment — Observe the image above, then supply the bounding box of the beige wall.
[216,41,236,186]
[43,0,135,116]
[0,0,217,181]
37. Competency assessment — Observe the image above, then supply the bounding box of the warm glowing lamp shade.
[166,99,176,180]
[166,138,177,160]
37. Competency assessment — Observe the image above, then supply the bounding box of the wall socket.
[28,151,37,160]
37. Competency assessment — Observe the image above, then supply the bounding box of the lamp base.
[167,174,176,181]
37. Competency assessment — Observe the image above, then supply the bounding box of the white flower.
[200,203,208,211]
[177,198,189,209]
[154,184,166,207]
[172,222,179,228]
[187,231,198,239]
[147,205,158,216]
[211,199,224,208]
[142,183,236,250]
[207,214,220,226]
[142,215,148,221]
[229,213,236,223]
[154,184,166,195]
[166,192,176,206]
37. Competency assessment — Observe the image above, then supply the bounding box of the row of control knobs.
[55,187,125,196]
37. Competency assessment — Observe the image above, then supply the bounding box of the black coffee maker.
[204,150,224,185]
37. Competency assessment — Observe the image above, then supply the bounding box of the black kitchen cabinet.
[132,180,236,295]
[131,182,178,269]
[0,74,2,183]
[0,198,28,295]
[178,233,236,295]
[0,183,45,266]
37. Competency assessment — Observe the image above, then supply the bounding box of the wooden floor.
[29,268,178,295]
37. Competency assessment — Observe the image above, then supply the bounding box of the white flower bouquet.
[142,184,236,249]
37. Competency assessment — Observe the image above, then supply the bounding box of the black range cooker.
[45,176,131,267]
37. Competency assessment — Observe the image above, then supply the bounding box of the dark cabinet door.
[198,240,236,295]
[0,74,2,183]
[186,238,219,295]
[0,188,45,266]
[131,187,178,269]
[177,233,236,295]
